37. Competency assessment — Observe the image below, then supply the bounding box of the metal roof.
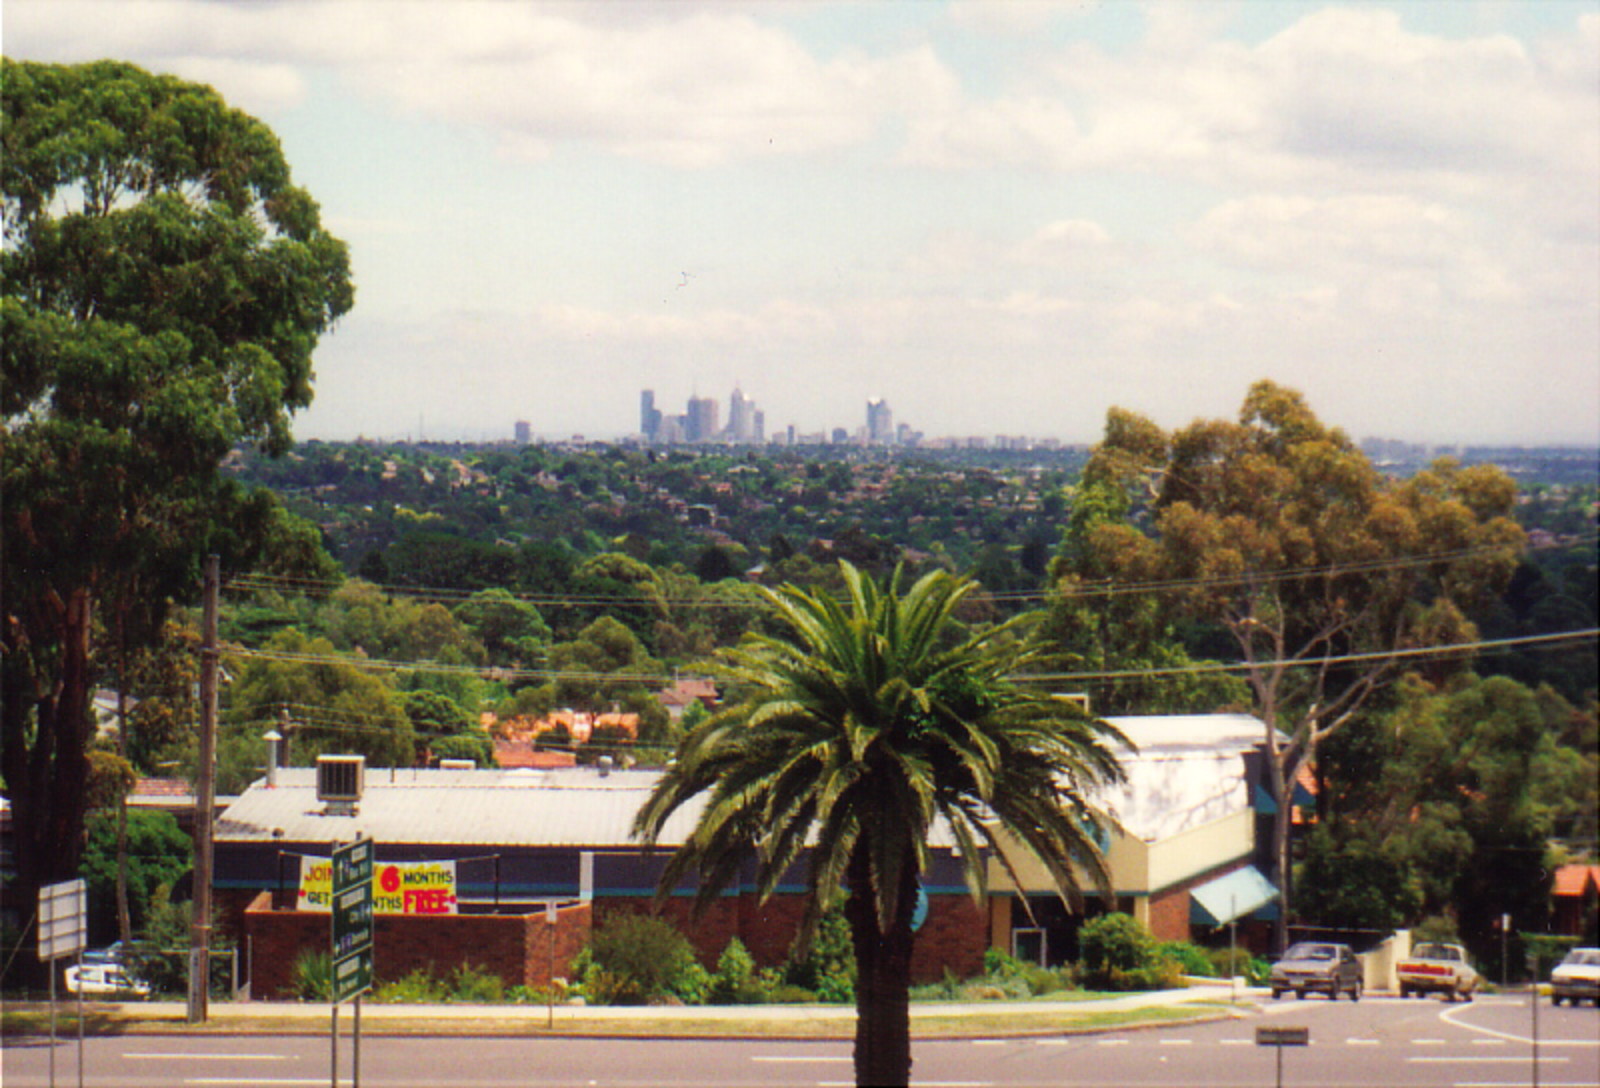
[215,714,1268,851]
[215,767,708,848]
[1095,713,1266,842]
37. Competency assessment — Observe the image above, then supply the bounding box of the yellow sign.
[299,857,458,915]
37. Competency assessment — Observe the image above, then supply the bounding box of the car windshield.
[1284,944,1335,960]
[1414,944,1457,960]
[1562,949,1600,967]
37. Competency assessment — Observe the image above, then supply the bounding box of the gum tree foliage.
[636,563,1125,1088]
[1065,381,1524,949]
[1,58,353,958]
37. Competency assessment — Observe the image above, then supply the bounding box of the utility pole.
[188,555,220,1023]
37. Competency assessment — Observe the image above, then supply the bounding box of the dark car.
[1269,942,1363,1000]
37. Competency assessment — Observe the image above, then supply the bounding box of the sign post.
[1256,1025,1309,1088]
[330,839,374,1087]
[40,879,87,1088]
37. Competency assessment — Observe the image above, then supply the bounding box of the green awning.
[1190,866,1279,926]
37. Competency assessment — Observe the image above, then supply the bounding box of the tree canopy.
[1063,381,1525,948]
[1,58,353,976]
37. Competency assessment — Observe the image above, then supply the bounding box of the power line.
[222,532,1580,612]
[1015,628,1599,684]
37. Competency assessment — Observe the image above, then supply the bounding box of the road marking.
[186,1081,326,1086]
[1409,1056,1570,1064]
[1347,1038,1380,1046]
[971,1039,1008,1046]
[1095,1038,1129,1046]
[1158,1038,1192,1046]
[1220,1038,1252,1045]
[128,1053,289,1061]
[1416,1038,1448,1045]
[1441,1001,1600,1047]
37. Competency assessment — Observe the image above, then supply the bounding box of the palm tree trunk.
[846,850,916,1088]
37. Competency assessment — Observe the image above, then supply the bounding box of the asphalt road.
[3,994,1595,1087]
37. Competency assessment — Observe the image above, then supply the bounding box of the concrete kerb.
[4,987,1260,1041]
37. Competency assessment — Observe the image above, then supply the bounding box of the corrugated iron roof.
[215,714,1269,851]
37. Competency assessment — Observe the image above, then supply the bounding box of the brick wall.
[243,892,592,998]
[910,896,986,983]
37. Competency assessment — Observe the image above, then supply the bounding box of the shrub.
[291,949,332,1001]
[1079,913,1156,973]
[450,962,505,1003]
[1207,947,1271,986]
[710,938,760,1004]
[374,967,447,1004]
[1078,912,1171,990]
[782,909,856,1002]
[579,913,707,1005]
[1158,941,1214,977]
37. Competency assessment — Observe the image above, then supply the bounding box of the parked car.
[64,963,150,998]
[80,941,127,966]
[1269,942,1363,1000]
[1549,947,1600,1007]
[1397,941,1480,1001]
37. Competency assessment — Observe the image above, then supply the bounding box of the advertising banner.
[299,857,458,915]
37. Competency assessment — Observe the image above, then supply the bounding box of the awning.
[1190,865,1279,927]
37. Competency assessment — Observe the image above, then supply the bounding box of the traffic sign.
[330,838,374,1002]
[38,879,87,961]
[1256,1026,1310,1046]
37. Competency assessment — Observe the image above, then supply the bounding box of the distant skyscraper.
[728,387,755,443]
[514,420,531,444]
[640,390,662,442]
[867,397,894,444]
[686,395,719,443]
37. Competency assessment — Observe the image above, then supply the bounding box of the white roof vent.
[316,755,365,814]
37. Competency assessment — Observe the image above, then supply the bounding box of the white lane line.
[1220,1038,1252,1046]
[971,1039,1008,1046]
[1095,1038,1129,1046]
[186,1080,325,1086]
[1416,1038,1448,1045]
[1409,1056,1569,1064]
[128,1053,289,1061]
[1441,1001,1600,1047]
[1158,1039,1192,1046]
[1347,1038,1380,1046]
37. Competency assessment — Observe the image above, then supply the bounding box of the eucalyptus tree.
[635,563,1125,1088]
[1,58,352,977]
[1058,381,1524,949]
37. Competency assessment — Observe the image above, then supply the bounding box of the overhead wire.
[221,532,1590,612]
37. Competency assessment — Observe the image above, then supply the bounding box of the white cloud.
[8,0,957,167]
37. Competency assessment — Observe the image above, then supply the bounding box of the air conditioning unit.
[316,755,365,810]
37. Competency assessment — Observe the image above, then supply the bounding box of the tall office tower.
[640,390,662,442]
[514,420,531,444]
[727,387,756,443]
[753,409,765,444]
[686,395,719,443]
[867,397,894,444]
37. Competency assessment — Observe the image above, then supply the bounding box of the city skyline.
[7,1,1597,447]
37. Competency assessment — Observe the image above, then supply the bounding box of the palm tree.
[634,563,1127,1087]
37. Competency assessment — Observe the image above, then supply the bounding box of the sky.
[7,0,1599,446]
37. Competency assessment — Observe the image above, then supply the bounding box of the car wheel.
[1272,989,1283,1000]
[1551,994,1563,1007]
[1352,981,1362,1002]
[1399,986,1410,998]
[1296,990,1306,1000]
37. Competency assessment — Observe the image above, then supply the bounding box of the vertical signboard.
[330,839,374,1004]
[38,879,87,961]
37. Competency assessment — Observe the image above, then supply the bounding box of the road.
[3,995,1595,1087]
